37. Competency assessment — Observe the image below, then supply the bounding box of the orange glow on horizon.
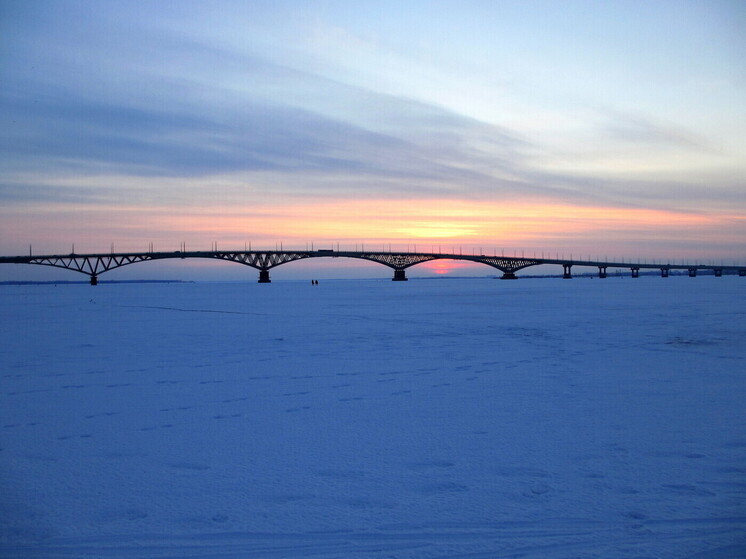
[421,259,481,275]
[153,199,717,244]
[5,196,742,260]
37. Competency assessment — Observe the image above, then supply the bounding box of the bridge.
[1,248,744,284]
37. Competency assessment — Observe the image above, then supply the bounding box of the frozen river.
[1,277,744,558]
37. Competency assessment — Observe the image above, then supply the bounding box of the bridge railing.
[1,249,744,284]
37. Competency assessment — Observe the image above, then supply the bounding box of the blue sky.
[1,0,744,279]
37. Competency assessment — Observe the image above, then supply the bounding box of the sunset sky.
[1,0,744,279]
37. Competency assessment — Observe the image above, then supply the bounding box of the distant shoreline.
[0,279,195,286]
[1,269,731,286]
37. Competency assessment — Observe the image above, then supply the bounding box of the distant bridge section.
[1,249,744,284]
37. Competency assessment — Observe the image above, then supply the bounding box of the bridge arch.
[258,252,542,281]
[0,250,546,283]
[1,252,311,284]
[4,249,742,283]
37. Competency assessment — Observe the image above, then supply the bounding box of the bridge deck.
[1,249,744,283]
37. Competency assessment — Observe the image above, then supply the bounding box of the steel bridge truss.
[1,249,744,284]
[12,254,159,284]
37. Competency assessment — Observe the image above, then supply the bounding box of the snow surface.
[1,277,744,558]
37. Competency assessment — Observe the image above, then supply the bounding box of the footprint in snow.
[169,462,210,471]
[85,412,119,419]
[408,460,455,470]
[661,484,715,496]
[285,406,311,413]
[521,483,552,497]
[417,482,469,495]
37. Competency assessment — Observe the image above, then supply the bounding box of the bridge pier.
[4,249,743,283]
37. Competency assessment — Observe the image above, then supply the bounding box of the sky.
[1,0,744,280]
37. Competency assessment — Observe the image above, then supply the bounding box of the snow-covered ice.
[1,277,744,558]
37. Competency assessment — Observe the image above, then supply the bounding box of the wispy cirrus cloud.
[599,110,717,152]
